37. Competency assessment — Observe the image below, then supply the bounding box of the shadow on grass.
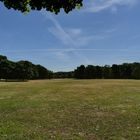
[0,79,28,82]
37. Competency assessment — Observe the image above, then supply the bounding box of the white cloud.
[83,0,138,13]
[40,11,119,64]
[66,28,82,38]
[41,11,93,63]
[44,13,75,46]
[42,12,107,47]
[2,48,140,53]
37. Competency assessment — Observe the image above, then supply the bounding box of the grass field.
[0,79,140,140]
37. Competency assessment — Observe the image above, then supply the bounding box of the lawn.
[0,79,140,140]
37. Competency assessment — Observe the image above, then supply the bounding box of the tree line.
[1,55,140,80]
[74,64,140,79]
[0,55,53,80]
[53,71,74,79]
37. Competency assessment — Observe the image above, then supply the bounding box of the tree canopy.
[0,0,83,14]
[74,63,140,79]
[1,55,140,80]
[0,55,53,80]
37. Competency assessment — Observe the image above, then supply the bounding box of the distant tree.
[36,65,49,79]
[0,59,15,80]
[95,66,102,79]
[119,63,132,79]
[111,64,120,79]
[47,70,54,79]
[0,55,7,61]
[0,55,52,80]
[0,0,83,14]
[74,63,140,80]
[74,65,85,79]
[102,65,111,79]
[1,54,140,80]
[54,71,73,79]
[85,65,96,79]
[16,61,35,80]
[131,63,140,79]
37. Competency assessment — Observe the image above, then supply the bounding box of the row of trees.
[1,55,140,80]
[53,71,74,79]
[74,63,140,79]
[0,55,53,80]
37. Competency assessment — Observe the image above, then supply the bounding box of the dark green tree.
[0,55,52,80]
[0,60,14,80]
[111,64,121,79]
[131,63,140,79]
[102,65,111,79]
[15,61,35,80]
[0,0,83,14]
[95,66,102,79]
[36,65,49,79]
[74,65,85,79]
[119,63,132,79]
[85,65,96,79]
[54,71,73,78]
[0,55,7,61]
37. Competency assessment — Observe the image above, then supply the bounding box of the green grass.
[0,79,140,140]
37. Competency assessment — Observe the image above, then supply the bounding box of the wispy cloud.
[42,12,75,46]
[47,21,108,47]
[1,47,140,65]
[83,0,138,13]
[1,48,140,53]
[41,11,98,63]
[41,11,121,64]
[42,12,107,47]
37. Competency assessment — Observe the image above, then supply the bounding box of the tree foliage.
[1,55,140,80]
[0,55,53,80]
[0,0,83,14]
[53,71,74,79]
[74,63,140,79]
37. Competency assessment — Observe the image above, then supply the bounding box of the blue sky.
[0,0,140,71]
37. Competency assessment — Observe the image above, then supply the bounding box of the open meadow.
[0,79,140,140]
